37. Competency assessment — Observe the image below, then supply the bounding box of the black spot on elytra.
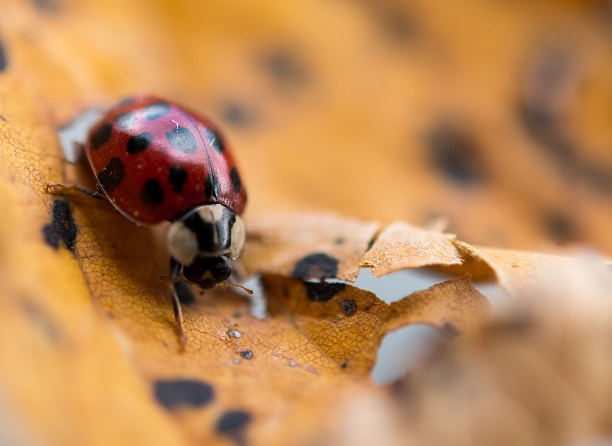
[440,323,460,340]
[0,115,6,121]
[230,167,242,193]
[174,281,195,305]
[42,199,77,253]
[304,281,346,302]
[340,299,357,316]
[91,122,112,149]
[205,173,220,200]
[31,0,60,13]
[143,101,171,120]
[166,126,197,154]
[205,128,225,153]
[127,132,153,154]
[97,157,124,192]
[215,410,252,445]
[153,378,215,409]
[340,361,349,369]
[115,111,137,129]
[168,166,188,193]
[239,350,253,360]
[0,38,7,72]
[544,212,577,244]
[292,252,339,279]
[426,123,486,185]
[334,237,345,245]
[139,178,165,206]
[261,49,310,87]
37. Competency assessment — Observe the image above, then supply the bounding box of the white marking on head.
[167,221,199,265]
[229,215,246,260]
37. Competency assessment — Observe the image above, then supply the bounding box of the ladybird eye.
[204,128,225,153]
[210,256,232,281]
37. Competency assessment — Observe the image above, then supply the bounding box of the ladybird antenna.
[217,281,254,295]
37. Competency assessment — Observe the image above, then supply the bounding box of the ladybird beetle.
[55,96,247,345]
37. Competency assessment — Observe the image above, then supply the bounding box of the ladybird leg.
[46,182,108,201]
[169,257,188,347]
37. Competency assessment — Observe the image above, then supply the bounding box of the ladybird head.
[166,204,245,286]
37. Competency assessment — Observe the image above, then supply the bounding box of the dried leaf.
[241,211,380,282]
[362,221,463,276]
[328,258,612,446]
[0,0,611,445]
[264,275,490,375]
[455,240,579,297]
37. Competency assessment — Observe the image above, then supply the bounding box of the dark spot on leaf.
[221,101,257,127]
[0,115,6,121]
[97,157,124,191]
[118,96,136,106]
[239,350,253,360]
[143,101,171,120]
[340,361,349,369]
[126,132,153,154]
[31,0,61,13]
[21,298,60,342]
[340,299,357,316]
[139,178,164,207]
[168,166,188,193]
[153,378,215,410]
[91,122,113,149]
[42,224,59,249]
[166,126,197,154]
[0,38,8,72]
[292,253,339,279]
[304,282,346,302]
[43,199,77,253]
[233,312,242,318]
[544,211,577,244]
[426,123,486,185]
[174,281,195,305]
[261,49,310,88]
[366,235,376,251]
[215,410,252,445]
[440,323,460,340]
[371,4,417,46]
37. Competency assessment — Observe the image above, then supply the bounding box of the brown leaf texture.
[1,0,611,445]
[362,221,463,276]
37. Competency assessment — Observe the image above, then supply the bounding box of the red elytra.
[85,96,246,225]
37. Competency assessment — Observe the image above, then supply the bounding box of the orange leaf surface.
[1,0,611,445]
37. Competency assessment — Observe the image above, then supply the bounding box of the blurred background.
[3,0,611,255]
